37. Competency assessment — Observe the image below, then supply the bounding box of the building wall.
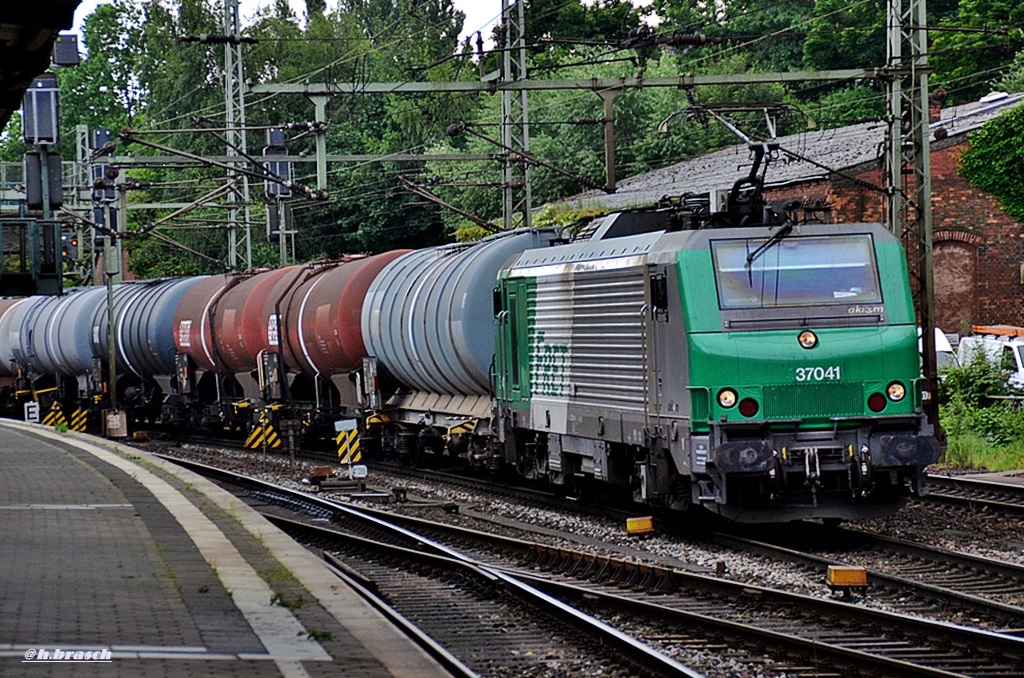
[763,141,1024,330]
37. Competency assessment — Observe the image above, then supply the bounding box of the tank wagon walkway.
[0,420,451,677]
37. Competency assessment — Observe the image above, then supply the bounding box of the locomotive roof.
[562,92,1024,212]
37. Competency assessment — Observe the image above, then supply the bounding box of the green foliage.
[959,105,1024,223]
[999,51,1024,93]
[931,0,1024,103]
[532,204,610,230]
[939,348,1024,469]
[700,0,815,73]
[802,0,885,71]
[938,348,1016,407]
[0,0,1011,275]
[808,84,886,126]
[0,114,28,162]
[941,429,1024,470]
[454,225,493,242]
[941,394,1024,445]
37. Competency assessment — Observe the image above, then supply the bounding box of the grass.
[259,565,298,584]
[941,431,1024,471]
[303,629,332,642]
[271,592,305,610]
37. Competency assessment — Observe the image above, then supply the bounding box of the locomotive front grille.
[691,389,710,421]
[764,383,864,419]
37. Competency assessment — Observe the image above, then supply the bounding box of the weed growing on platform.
[260,565,298,584]
[271,592,304,610]
[304,629,332,642]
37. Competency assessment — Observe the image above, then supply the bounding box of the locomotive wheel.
[515,433,548,480]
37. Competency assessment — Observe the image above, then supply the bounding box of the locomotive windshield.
[712,234,882,309]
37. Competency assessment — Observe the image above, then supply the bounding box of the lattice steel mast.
[500,0,531,230]
[886,0,937,428]
[224,0,252,269]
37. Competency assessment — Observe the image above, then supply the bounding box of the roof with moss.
[562,92,1024,212]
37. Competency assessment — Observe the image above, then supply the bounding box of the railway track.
[368,463,1024,635]
[165,454,1024,677]
[715,523,1024,633]
[161,455,697,677]
[151,441,1024,635]
[926,473,1024,515]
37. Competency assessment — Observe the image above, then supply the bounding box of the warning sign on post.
[24,401,39,423]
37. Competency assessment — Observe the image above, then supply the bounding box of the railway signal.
[60,231,78,264]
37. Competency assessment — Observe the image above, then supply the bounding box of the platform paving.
[0,420,454,677]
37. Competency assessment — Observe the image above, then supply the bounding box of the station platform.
[930,468,1024,485]
[0,420,454,677]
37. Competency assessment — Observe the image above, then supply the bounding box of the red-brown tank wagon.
[282,252,408,407]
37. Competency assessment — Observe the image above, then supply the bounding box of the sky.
[71,0,502,46]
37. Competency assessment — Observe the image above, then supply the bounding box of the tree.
[931,0,1024,103]
[803,0,885,72]
[959,104,1024,222]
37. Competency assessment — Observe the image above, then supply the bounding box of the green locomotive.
[494,213,939,522]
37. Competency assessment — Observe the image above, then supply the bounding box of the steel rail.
[714,531,1024,629]
[162,454,1024,677]
[926,474,1024,515]
[160,454,701,677]
[269,513,957,678]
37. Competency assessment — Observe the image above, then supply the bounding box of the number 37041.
[795,366,841,382]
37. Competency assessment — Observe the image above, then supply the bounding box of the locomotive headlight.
[798,330,818,349]
[718,389,738,408]
[887,382,906,402]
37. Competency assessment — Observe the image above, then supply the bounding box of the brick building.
[567,92,1024,332]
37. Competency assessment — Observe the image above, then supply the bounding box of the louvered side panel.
[530,275,573,399]
[568,269,648,411]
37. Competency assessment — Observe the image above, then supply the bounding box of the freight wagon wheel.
[378,424,401,460]
[464,436,488,465]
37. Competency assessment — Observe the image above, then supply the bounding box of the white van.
[920,327,959,371]
[957,326,1024,388]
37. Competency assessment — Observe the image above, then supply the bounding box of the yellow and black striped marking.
[245,412,282,449]
[41,402,67,427]
[336,429,361,464]
[447,418,478,436]
[70,409,88,432]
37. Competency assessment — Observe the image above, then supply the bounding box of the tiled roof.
[564,92,1024,211]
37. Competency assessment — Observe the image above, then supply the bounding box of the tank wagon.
[0,163,940,523]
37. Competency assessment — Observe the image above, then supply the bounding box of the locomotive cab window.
[712,234,882,310]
